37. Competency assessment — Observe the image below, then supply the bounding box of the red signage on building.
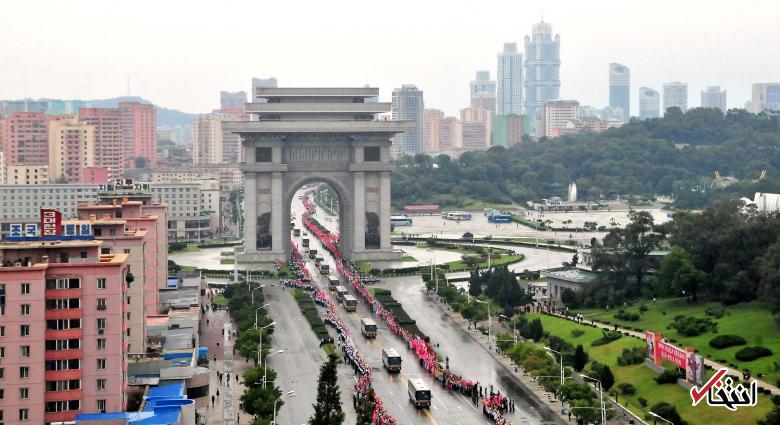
[40,209,62,236]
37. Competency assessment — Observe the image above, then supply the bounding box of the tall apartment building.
[460,107,492,149]
[391,85,425,156]
[6,165,49,185]
[48,115,95,183]
[79,108,124,179]
[118,102,156,168]
[220,91,247,110]
[497,45,523,116]
[424,112,459,152]
[493,115,524,147]
[213,108,249,164]
[192,114,226,165]
[543,100,580,138]
[524,21,561,120]
[609,63,630,122]
[663,82,688,114]
[639,87,661,120]
[424,109,444,151]
[0,238,129,423]
[1,112,49,165]
[251,77,278,103]
[701,86,727,112]
[746,83,780,113]
[0,100,47,115]
[470,71,497,116]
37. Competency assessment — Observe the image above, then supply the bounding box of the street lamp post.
[247,267,264,286]
[254,304,270,328]
[499,314,516,343]
[544,347,565,387]
[250,285,265,306]
[648,411,674,425]
[581,374,606,425]
[272,391,296,425]
[474,299,491,349]
[256,322,276,366]
[263,349,286,389]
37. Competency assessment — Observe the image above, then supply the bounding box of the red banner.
[40,209,62,236]
[659,340,688,368]
[403,204,439,211]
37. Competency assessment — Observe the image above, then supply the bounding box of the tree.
[573,345,588,372]
[758,242,780,324]
[527,318,544,342]
[309,355,344,425]
[650,401,684,425]
[462,232,474,241]
[598,364,615,392]
[134,156,149,169]
[241,365,281,421]
[468,269,482,296]
[355,388,376,425]
[655,247,705,301]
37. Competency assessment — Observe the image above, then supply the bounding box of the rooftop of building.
[254,87,379,98]
[0,238,102,250]
[541,267,597,283]
[75,382,191,425]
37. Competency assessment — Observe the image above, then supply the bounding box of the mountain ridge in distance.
[86,96,198,127]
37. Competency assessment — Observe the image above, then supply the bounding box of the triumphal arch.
[225,87,412,262]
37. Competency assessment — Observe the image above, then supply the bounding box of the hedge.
[735,346,773,362]
[709,334,747,349]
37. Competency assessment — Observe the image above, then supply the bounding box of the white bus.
[360,318,377,338]
[382,348,402,373]
[342,294,357,312]
[390,215,413,227]
[407,378,432,408]
[442,211,472,221]
[335,286,348,300]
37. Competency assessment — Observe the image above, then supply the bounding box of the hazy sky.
[1,0,778,116]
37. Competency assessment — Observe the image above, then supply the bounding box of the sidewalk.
[432,295,643,425]
[549,311,780,397]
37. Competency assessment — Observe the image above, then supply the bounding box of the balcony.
[45,349,82,361]
[45,328,83,340]
[45,288,82,299]
[45,411,79,424]
[45,388,82,402]
[45,308,83,320]
[45,368,82,381]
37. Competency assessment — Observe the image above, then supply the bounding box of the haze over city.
[1,0,778,114]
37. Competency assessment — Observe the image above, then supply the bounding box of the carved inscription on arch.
[284,146,348,162]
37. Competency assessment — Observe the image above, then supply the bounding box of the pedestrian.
[236,374,239,382]
[211,395,215,406]
[216,389,220,397]
[207,319,210,325]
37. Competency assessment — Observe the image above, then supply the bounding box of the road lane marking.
[458,393,479,413]
[432,390,449,412]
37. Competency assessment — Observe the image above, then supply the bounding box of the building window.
[97,399,106,412]
[97,318,106,330]
[20,283,30,295]
[19,388,28,399]
[0,326,4,337]
[97,299,106,310]
[0,368,4,378]
[0,347,4,358]
[97,339,106,350]
[20,305,30,316]
[20,325,29,337]
[364,146,380,162]
[256,147,272,162]
[19,408,28,421]
[97,379,106,391]
[97,278,106,289]
[19,367,29,378]
[97,358,106,370]
[20,346,29,357]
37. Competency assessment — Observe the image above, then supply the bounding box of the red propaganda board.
[40,209,62,236]
[404,204,439,211]
[659,339,688,368]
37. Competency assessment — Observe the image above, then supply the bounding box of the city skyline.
[0,1,777,117]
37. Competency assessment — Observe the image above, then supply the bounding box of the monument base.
[349,249,403,261]
[237,250,287,263]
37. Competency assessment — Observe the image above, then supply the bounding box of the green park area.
[524,313,773,424]
[576,299,780,384]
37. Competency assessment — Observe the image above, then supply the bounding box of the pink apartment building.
[118,103,156,169]
[0,112,49,165]
[79,108,124,179]
[0,240,129,424]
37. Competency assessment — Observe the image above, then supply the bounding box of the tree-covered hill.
[391,108,780,209]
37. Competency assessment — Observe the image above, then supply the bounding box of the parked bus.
[360,318,377,338]
[442,211,472,221]
[293,228,301,237]
[335,286,349,300]
[342,294,357,312]
[328,278,340,290]
[407,378,431,408]
[382,348,402,372]
[390,215,413,227]
[308,249,318,259]
[488,214,512,223]
[319,264,330,275]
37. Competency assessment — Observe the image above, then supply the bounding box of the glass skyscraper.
[496,44,522,116]
[609,63,630,122]
[524,21,561,120]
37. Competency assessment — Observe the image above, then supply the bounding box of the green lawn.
[168,245,200,254]
[220,258,235,265]
[213,295,229,306]
[575,300,780,384]
[527,313,773,424]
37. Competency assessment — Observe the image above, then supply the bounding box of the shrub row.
[708,334,747,349]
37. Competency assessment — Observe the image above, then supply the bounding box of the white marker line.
[458,393,479,413]
[432,391,449,412]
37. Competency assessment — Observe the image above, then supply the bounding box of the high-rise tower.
[524,21,561,120]
[639,87,661,120]
[496,44,522,116]
[391,85,425,156]
[609,63,630,122]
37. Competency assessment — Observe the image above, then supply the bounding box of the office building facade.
[219,91,247,110]
[663,82,688,114]
[701,86,727,112]
[496,44,522,116]
[524,21,561,120]
[639,87,661,119]
[609,63,630,122]
[746,83,780,113]
[391,85,425,156]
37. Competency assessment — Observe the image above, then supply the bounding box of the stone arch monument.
[226,87,412,262]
